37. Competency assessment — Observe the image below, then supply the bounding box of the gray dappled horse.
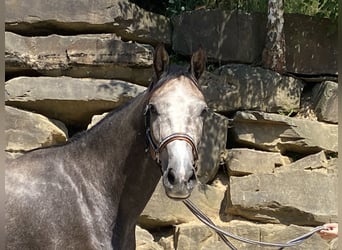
[6,44,208,250]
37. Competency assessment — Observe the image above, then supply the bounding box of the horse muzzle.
[162,166,197,200]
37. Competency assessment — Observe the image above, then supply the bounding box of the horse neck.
[71,92,153,193]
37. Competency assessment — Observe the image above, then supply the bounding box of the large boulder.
[5,76,146,128]
[173,10,337,75]
[297,81,338,124]
[199,64,303,113]
[172,9,266,64]
[312,81,338,124]
[226,155,338,225]
[5,32,154,85]
[5,0,171,45]
[5,105,68,156]
[232,111,338,154]
[284,14,338,75]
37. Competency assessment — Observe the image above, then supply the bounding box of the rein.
[183,199,326,249]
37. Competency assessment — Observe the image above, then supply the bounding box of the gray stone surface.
[233,111,338,154]
[173,10,337,75]
[199,64,303,113]
[5,0,171,45]
[172,9,266,64]
[312,81,338,124]
[284,14,338,75]
[5,76,146,127]
[5,32,154,85]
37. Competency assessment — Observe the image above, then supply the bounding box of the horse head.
[145,44,208,200]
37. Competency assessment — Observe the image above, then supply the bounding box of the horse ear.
[190,46,206,80]
[153,44,169,80]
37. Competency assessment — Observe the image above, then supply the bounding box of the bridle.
[144,73,201,167]
[144,104,199,166]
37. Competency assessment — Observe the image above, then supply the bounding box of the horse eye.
[200,106,209,117]
[149,104,159,115]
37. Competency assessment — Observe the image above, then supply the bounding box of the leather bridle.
[144,74,201,167]
[144,104,199,165]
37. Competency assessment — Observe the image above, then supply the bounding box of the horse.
[6,44,208,250]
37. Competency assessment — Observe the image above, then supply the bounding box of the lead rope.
[183,199,326,249]
[183,199,237,249]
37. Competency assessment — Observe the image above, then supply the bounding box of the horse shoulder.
[6,150,111,249]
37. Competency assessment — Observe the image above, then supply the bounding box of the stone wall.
[5,0,338,249]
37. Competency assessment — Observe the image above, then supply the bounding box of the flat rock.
[226,160,337,225]
[5,32,154,85]
[5,76,146,128]
[5,0,171,45]
[199,64,303,113]
[225,148,292,176]
[5,105,68,154]
[275,151,331,172]
[232,111,338,154]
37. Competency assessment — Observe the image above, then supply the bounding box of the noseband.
[144,106,199,165]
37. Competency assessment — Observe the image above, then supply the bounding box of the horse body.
[6,92,159,249]
[6,45,207,249]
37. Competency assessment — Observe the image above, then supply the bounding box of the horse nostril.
[167,169,176,185]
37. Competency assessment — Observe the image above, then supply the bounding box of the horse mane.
[68,94,144,142]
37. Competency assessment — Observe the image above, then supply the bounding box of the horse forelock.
[148,65,201,97]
